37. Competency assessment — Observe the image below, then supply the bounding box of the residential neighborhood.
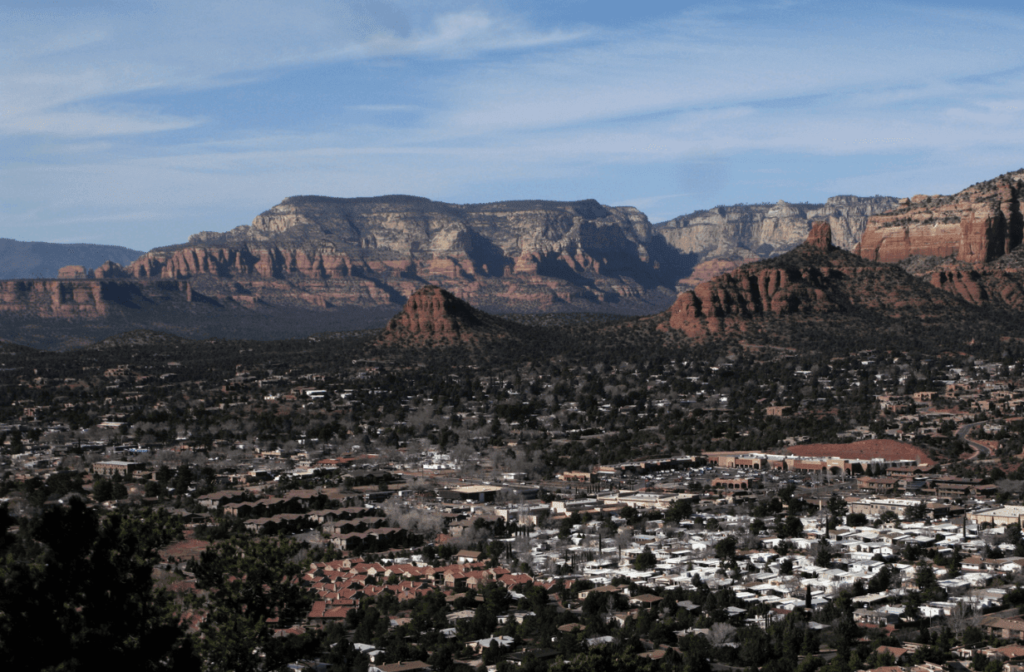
[6,340,1024,672]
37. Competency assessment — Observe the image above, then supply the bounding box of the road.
[956,421,990,459]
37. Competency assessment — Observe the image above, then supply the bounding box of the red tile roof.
[787,439,935,465]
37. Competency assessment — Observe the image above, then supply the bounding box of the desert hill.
[3,178,1023,352]
[8,193,898,330]
[0,196,699,349]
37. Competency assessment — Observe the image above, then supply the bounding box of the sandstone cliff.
[0,278,158,319]
[0,274,399,350]
[656,195,899,266]
[0,196,696,348]
[98,196,693,315]
[662,222,976,342]
[856,170,1024,264]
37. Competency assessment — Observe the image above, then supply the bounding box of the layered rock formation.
[656,196,899,269]
[11,187,1012,350]
[662,222,975,342]
[378,285,524,348]
[0,278,166,319]
[856,170,1024,264]
[0,196,698,348]
[0,274,398,350]
[847,170,1024,319]
[89,196,694,315]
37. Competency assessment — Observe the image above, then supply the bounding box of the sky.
[2,0,1024,251]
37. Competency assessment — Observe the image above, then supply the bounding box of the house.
[198,490,245,510]
[876,645,910,664]
[506,648,558,666]
[447,610,476,623]
[307,601,353,625]
[578,584,622,600]
[982,616,1024,641]
[629,594,663,608]
[468,636,514,653]
[993,644,1024,661]
[368,662,432,672]
[854,609,898,627]
[223,502,255,517]
[93,460,140,477]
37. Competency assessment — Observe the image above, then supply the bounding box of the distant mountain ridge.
[82,195,696,315]
[0,238,143,280]
[0,196,694,348]
[656,195,899,286]
[18,185,1024,351]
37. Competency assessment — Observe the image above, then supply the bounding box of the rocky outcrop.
[656,195,899,263]
[58,266,87,279]
[856,170,1024,264]
[924,266,1024,310]
[378,285,521,348]
[897,242,1024,312]
[805,221,833,252]
[662,222,970,341]
[0,279,112,318]
[0,279,197,319]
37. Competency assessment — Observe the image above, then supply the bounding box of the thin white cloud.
[1,110,202,138]
[347,104,420,112]
[0,1,584,138]
[425,5,1019,140]
[5,1,1024,246]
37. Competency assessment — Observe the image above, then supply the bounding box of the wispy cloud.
[2,110,201,138]
[347,104,420,112]
[426,3,1022,141]
[4,1,1024,245]
[0,1,583,138]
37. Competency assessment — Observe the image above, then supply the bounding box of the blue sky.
[2,0,1024,250]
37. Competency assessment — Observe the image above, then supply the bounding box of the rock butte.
[850,169,1024,315]
[661,221,971,341]
[378,285,519,348]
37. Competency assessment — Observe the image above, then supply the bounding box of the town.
[5,335,1024,672]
